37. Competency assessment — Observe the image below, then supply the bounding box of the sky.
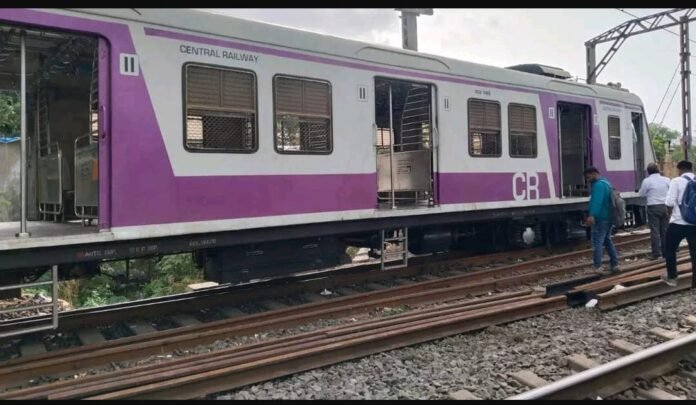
[200,8,694,137]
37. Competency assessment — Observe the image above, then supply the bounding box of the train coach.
[0,8,651,286]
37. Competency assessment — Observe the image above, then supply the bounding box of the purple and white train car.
[0,8,652,283]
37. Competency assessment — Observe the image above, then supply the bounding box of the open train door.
[374,77,436,209]
[0,24,107,335]
[557,102,592,197]
[631,112,646,189]
[72,37,107,228]
[94,37,109,231]
[0,25,107,238]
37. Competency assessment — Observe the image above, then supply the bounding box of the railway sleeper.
[511,318,696,400]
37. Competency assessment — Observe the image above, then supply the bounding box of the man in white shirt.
[638,163,670,260]
[662,160,696,287]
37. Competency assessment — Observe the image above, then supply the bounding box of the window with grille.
[468,99,501,157]
[508,103,537,158]
[184,64,257,152]
[608,115,621,160]
[274,75,332,154]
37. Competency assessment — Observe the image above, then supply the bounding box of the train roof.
[67,8,644,107]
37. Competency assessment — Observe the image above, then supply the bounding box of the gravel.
[0,294,72,321]
[42,331,81,352]
[149,316,179,331]
[0,339,20,362]
[196,307,228,323]
[99,322,135,341]
[214,288,696,400]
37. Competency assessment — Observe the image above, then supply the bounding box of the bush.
[142,254,201,297]
[78,274,122,308]
[25,254,204,310]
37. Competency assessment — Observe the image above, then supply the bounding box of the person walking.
[661,160,696,287]
[584,167,620,275]
[638,163,670,260]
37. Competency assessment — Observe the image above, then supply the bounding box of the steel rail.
[508,332,696,400]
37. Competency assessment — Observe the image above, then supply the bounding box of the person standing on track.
[661,160,696,287]
[584,167,620,275]
[638,162,671,260]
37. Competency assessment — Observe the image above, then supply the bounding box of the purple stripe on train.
[438,172,551,204]
[604,170,637,192]
[124,173,377,226]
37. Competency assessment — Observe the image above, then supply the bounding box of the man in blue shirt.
[584,166,619,275]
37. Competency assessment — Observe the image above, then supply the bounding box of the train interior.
[0,24,100,242]
[374,77,434,208]
[558,102,591,198]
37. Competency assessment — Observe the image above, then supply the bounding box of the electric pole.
[395,9,433,51]
[585,9,695,160]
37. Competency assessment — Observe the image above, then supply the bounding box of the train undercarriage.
[0,199,647,291]
[187,203,647,284]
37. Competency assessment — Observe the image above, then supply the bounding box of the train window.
[468,99,501,157]
[508,103,537,158]
[274,75,332,154]
[608,115,621,160]
[183,64,257,153]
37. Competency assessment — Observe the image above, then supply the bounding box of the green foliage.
[0,188,20,222]
[649,123,680,164]
[23,285,51,297]
[0,91,20,136]
[79,274,128,308]
[24,254,203,310]
[142,254,201,297]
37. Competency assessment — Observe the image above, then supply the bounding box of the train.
[0,8,651,286]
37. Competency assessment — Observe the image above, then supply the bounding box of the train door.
[374,77,435,208]
[0,24,102,241]
[632,112,646,189]
[557,102,592,197]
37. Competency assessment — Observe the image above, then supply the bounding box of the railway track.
[0,234,650,360]
[1,245,688,400]
[0,233,650,336]
[503,251,696,400]
[0,238,587,336]
[3,292,565,399]
[0,234,655,397]
[509,321,696,400]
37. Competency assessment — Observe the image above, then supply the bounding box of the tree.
[649,123,679,164]
[0,91,20,136]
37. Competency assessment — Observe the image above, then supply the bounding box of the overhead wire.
[652,62,681,123]
[614,9,694,129]
[659,84,680,127]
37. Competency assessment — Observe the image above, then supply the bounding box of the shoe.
[595,266,619,275]
[661,275,678,287]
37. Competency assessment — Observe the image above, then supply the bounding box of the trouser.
[591,220,619,269]
[647,205,669,258]
[664,223,696,286]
